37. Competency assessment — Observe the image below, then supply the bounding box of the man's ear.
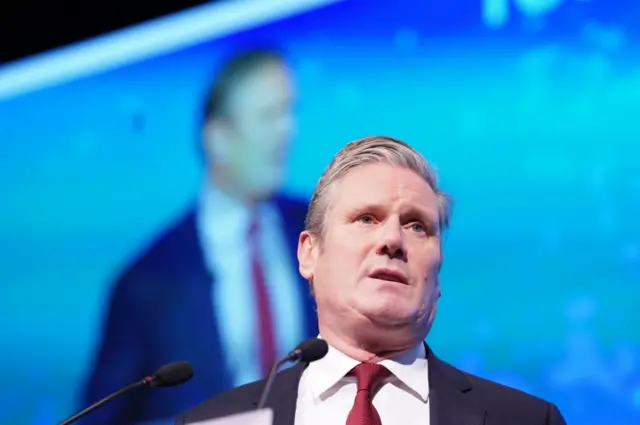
[297,231,318,281]
[203,118,232,163]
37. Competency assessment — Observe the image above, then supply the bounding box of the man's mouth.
[368,268,408,285]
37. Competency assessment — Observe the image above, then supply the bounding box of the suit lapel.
[252,362,307,425]
[427,344,486,425]
[176,208,232,390]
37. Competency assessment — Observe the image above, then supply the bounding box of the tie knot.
[248,213,260,238]
[349,363,391,392]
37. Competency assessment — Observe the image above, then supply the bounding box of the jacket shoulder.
[123,207,199,274]
[430,351,563,424]
[464,370,562,423]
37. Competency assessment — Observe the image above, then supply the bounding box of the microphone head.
[149,361,194,387]
[294,338,329,363]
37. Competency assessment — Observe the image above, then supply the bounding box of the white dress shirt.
[294,341,430,425]
[196,183,304,387]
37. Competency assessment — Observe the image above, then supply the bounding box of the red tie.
[346,363,391,425]
[248,215,276,377]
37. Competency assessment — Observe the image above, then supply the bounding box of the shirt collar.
[379,342,429,402]
[304,338,429,403]
[197,181,278,242]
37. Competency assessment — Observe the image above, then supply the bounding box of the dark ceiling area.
[0,0,213,65]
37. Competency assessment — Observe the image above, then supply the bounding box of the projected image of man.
[81,48,318,425]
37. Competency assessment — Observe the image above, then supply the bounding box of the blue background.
[1,0,639,423]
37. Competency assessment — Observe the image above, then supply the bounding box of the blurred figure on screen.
[80,48,318,425]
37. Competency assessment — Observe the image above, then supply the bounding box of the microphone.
[58,361,194,425]
[256,338,328,409]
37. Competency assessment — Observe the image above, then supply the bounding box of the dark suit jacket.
[81,195,318,425]
[174,345,567,425]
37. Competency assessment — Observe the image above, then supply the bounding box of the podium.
[191,408,273,425]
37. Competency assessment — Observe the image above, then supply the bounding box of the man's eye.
[357,215,374,224]
[410,222,426,233]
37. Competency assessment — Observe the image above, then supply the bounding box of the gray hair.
[305,136,452,239]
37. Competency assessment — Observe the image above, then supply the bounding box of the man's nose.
[376,220,406,261]
[277,111,295,142]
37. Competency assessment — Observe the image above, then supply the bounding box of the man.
[174,136,567,425]
[81,48,318,425]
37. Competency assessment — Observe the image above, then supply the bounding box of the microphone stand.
[256,351,302,410]
[58,379,148,425]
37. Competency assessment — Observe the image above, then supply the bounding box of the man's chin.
[362,309,412,330]
[248,182,280,202]
[355,314,420,353]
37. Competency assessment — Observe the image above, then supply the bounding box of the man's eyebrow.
[400,203,438,220]
[349,202,439,224]
[346,202,391,217]
[401,204,443,231]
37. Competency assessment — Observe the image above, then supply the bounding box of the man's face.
[298,163,442,341]
[208,60,296,201]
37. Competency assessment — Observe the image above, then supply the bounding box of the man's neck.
[208,168,258,208]
[318,326,418,363]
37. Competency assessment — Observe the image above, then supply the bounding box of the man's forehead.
[229,63,292,111]
[329,164,439,212]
